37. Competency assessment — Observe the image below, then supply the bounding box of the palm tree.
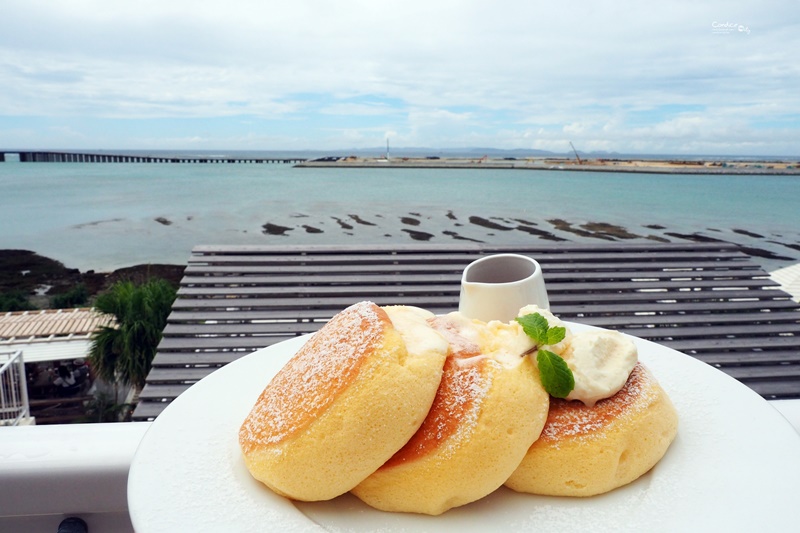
[89,278,176,394]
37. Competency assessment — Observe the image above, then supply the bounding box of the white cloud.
[0,0,798,154]
[319,102,399,116]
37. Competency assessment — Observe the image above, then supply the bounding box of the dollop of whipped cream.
[561,330,638,406]
[517,304,637,406]
[435,311,534,367]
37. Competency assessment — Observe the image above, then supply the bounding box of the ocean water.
[1,161,798,273]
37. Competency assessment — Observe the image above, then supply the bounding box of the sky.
[1,1,798,156]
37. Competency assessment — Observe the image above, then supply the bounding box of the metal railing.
[0,350,32,426]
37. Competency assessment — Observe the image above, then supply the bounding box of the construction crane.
[569,141,583,165]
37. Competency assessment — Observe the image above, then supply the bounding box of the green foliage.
[89,278,176,390]
[516,312,575,398]
[83,391,133,423]
[515,313,566,346]
[0,290,35,312]
[51,283,89,308]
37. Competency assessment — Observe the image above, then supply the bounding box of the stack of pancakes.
[239,301,678,515]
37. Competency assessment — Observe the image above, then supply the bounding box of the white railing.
[1,422,150,532]
[0,403,796,532]
[0,350,32,426]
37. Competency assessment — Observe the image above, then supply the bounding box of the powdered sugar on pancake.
[541,363,656,442]
[240,301,386,452]
[384,355,492,466]
[382,317,493,466]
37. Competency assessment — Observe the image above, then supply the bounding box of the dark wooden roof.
[132,243,800,421]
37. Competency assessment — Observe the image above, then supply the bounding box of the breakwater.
[297,156,800,175]
[2,151,307,164]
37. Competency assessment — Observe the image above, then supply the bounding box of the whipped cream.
[384,306,449,357]
[561,330,638,406]
[418,305,637,404]
[436,311,534,367]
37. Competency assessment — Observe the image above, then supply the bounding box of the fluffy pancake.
[505,362,678,497]
[239,302,448,501]
[351,314,550,515]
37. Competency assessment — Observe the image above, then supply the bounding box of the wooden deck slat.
[184,260,760,276]
[189,242,741,254]
[132,243,800,421]
[176,278,780,296]
[181,269,777,287]
[139,383,193,400]
[168,295,461,310]
[186,250,747,266]
[163,310,331,321]
[184,257,751,273]
[709,364,800,380]
[162,321,800,340]
[615,323,800,339]
[163,322,321,336]
[172,283,791,302]
[146,367,218,382]
[554,299,800,315]
[176,283,462,296]
[166,290,790,311]
[695,350,800,366]
[163,305,800,324]
[576,311,800,327]
[662,335,800,352]
[151,351,252,367]
[157,336,290,350]
[190,242,742,253]
[128,401,173,419]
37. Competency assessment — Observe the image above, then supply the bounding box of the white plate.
[128,323,800,532]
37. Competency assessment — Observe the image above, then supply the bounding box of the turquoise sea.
[1,158,798,273]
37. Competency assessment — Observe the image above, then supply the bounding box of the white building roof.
[0,308,114,364]
[0,339,94,364]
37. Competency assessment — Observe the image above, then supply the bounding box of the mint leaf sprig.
[515,313,575,398]
[535,350,575,399]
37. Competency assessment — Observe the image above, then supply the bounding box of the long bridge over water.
[0,151,307,164]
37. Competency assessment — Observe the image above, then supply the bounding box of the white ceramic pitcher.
[458,254,549,322]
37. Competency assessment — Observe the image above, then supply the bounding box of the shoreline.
[296,156,800,175]
[3,212,797,305]
[0,249,185,308]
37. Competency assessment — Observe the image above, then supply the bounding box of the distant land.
[342,147,800,162]
[3,147,797,174]
[296,154,800,175]
[1,147,799,163]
